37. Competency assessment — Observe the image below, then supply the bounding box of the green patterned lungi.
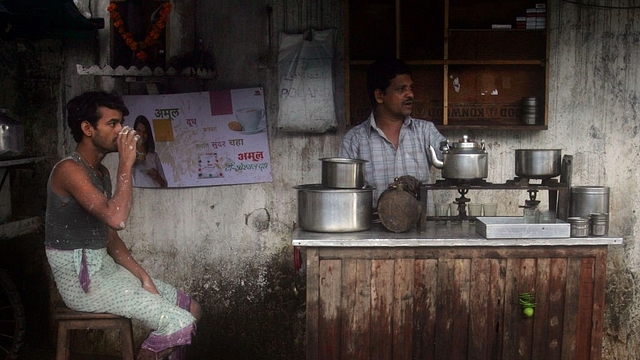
[46,247,196,354]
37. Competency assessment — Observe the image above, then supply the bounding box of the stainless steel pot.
[428,135,488,180]
[320,157,367,189]
[0,109,24,159]
[515,149,561,179]
[295,184,374,232]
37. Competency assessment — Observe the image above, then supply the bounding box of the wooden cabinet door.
[306,246,606,360]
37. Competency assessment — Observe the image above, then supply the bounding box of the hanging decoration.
[107,2,172,61]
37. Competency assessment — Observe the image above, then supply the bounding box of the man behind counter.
[339,57,447,204]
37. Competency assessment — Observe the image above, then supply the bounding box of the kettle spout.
[428,145,444,169]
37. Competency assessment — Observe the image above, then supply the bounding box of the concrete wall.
[2,0,640,358]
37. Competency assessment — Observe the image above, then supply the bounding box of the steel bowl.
[320,157,367,189]
[515,149,562,179]
[295,184,374,232]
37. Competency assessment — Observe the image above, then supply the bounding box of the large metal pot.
[428,135,488,180]
[295,184,374,232]
[320,157,367,189]
[515,149,561,179]
[0,109,24,159]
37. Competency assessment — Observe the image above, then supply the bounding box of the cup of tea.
[235,108,263,132]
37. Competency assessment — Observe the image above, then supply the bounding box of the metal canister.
[567,217,589,237]
[570,186,610,218]
[590,212,609,236]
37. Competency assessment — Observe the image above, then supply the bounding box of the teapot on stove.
[427,135,488,180]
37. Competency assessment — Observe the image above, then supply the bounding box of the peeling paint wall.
[2,0,640,358]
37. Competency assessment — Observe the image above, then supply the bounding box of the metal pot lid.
[294,183,375,192]
[446,135,485,153]
[319,157,368,164]
[570,186,609,194]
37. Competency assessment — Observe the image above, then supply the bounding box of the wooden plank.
[486,259,506,360]
[370,259,394,359]
[392,258,414,360]
[468,258,490,360]
[561,257,581,359]
[412,259,438,360]
[306,248,320,360]
[590,248,607,360]
[547,257,567,360]
[515,258,537,359]
[451,259,471,359]
[318,259,342,359]
[531,258,551,360]
[435,258,455,358]
[575,257,595,360]
[0,216,42,241]
[501,257,518,360]
[341,259,372,359]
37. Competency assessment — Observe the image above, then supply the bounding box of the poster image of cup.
[234,107,265,134]
[123,88,272,188]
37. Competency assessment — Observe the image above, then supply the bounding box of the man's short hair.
[366,57,412,107]
[66,90,130,143]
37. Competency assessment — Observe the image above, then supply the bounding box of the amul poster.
[122,88,272,188]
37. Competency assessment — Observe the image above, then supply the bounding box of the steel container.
[320,157,367,189]
[570,186,610,218]
[295,184,374,232]
[515,149,562,179]
[567,217,590,237]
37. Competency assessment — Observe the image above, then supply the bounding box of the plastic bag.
[277,29,337,133]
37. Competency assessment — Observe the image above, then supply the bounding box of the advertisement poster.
[122,88,272,188]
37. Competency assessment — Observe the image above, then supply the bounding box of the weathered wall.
[2,0,640,358]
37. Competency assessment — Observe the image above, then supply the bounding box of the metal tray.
[476,217,571,239]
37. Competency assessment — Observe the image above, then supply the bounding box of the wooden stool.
[53,303,135,360]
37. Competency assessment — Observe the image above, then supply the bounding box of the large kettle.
[428,135,488,180]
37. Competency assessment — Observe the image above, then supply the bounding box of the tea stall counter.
[294,224,622,360]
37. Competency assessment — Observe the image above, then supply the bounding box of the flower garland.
[107,2,172,61]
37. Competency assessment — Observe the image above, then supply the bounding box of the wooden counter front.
[293,225,622,360]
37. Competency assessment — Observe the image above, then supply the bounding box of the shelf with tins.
[345,0,549,130]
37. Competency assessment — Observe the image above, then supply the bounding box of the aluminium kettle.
[428,135,488,180]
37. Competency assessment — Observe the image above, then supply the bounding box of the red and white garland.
[107,2,172,61]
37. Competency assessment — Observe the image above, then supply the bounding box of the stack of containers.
[294,158,374,233]
[569,186,610,236]
[521,97,538,125]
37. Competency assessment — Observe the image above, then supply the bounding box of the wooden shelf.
[346,0,549,129]
[0,216,43,241]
